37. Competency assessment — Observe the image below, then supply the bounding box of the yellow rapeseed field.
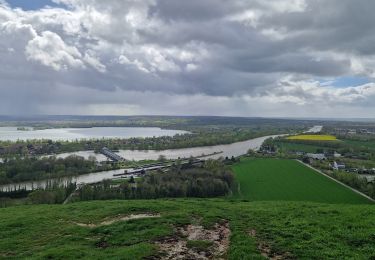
[286,134,338,141]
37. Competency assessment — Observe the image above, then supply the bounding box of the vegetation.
[0,116,312,157]
[0,118,374,258]
[232,158,371,204]
[328,170,375,199]
[261,136,375,199]
[0,128,278,156]
[77,160,234,201]
[27,183,77,204]
[287,134,337,141]
[0,155,114,184]
[0,199,374,259]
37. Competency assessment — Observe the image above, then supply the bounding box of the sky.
[0,0,375,118]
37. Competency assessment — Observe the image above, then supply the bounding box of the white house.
[306,153,326,160]
[332,161,345,170]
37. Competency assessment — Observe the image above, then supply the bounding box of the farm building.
[306,153,326,160]
[332,161,345,170]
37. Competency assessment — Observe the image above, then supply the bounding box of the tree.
[28,190,56,204]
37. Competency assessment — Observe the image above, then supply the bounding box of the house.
[306,153,326,160]
[333,152,342,158]
[332,161,345,170]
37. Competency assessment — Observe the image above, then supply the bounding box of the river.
[54,134,280,161]
[0,134,281,191]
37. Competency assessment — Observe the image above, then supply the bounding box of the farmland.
[232,158,371,204]
[286,134,338,141]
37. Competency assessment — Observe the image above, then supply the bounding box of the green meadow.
[232,158,371,204]
[0,199,375,259]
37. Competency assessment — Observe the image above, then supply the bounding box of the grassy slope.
[0,158,374,259]
[232,158,370,204]
[0,199,374,259]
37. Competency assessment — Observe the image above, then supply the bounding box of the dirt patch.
[153,221,230,260]
[74,213,160,228]
[248,229,292,260]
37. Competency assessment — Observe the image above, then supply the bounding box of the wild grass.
[0,199,374,259]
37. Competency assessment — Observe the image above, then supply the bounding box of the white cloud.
[0,0,375,117]
[25,30,84,70]
[268,76,375,106]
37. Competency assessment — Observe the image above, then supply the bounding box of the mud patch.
[74,213,161,228]
[248,229,292,260]
[154,221,230,260]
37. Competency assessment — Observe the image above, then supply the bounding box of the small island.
[16,127,32,131]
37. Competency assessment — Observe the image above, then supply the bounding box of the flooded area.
[53,135,279,162]
[0,127,189,141]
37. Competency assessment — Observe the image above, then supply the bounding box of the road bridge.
[100,147,126,162]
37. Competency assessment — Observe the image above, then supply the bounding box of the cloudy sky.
[1,0,375,117]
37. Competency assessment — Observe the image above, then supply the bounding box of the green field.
[0,199,374,259]
[343,139,375,152]
[276,141,328,153]
[232,158,371,204]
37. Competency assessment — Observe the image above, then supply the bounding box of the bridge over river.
[100,147,126,162]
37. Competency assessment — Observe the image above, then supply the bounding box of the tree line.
[0,155,113,184]
[76,160,235,201]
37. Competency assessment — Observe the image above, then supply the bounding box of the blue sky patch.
[6,0,62,10]
[318,76,371,88]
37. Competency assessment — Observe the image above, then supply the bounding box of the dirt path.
[74,213,161,228]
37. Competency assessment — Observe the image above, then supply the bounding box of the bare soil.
[154,221,230,260]
[74,213,161,228]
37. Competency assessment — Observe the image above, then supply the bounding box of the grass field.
[0,199,374,259]
[232,158,371,204]
[343,139,375,152]
[276,141,328,153]
[287,134,337,141]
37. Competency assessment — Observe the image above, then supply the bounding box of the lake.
[0,127,189,141]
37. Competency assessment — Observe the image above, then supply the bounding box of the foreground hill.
[0,199,374,259]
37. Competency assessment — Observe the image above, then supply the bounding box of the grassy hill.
[0,199,375,259]
[0,158,374,259]
[232,158,371,204]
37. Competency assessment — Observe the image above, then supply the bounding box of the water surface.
[0,134,281,191]
[0,127,188,141]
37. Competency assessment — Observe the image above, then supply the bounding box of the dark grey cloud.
[0,0,375,116]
